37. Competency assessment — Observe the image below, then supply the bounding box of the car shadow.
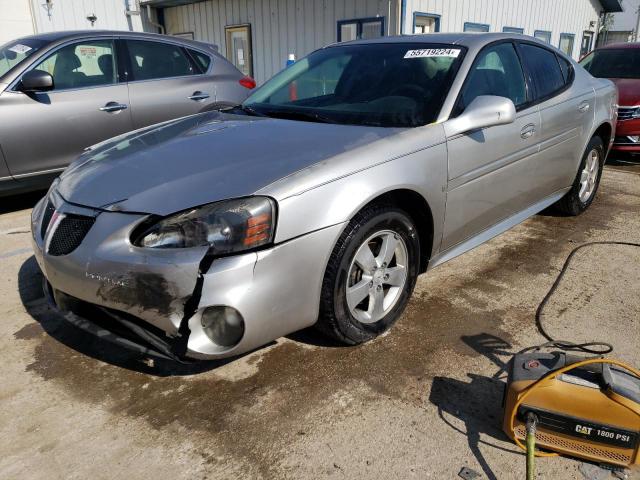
[428,333,522,480]
[0,190,47,215]
[17,255,271,377]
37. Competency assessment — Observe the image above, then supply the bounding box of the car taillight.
[239,76,256,89]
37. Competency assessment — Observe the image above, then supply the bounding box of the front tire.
[317,204,420,345]
[554,136,605,216]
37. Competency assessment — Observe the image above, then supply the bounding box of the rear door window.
[126,40,195,81]
[557,55,574,84]
[519,44,565,100]
[188,49,211,72]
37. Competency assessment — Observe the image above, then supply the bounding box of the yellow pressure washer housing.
[503,352,640,467]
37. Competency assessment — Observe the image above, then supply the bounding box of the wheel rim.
[579,148,600,203]
[346,230,408,324]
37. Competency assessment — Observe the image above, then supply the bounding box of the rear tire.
[317,204,420,345]
[554,136,604,216]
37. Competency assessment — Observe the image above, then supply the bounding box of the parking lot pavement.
[1,165,639,480]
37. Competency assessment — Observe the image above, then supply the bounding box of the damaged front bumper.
[31,191,345,360]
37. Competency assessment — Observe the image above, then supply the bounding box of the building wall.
[0,0,35,44]
[403,0,603,58]
[611,0,638,30]
[163,0,399,83]
[30,0,146,33]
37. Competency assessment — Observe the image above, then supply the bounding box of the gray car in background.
[0,30,254,196]
[32,34,616,362]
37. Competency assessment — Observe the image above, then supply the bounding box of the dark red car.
[580,42,640,154]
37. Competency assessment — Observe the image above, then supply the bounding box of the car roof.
[9,29,216,51]
[598,42,640,50]
[331,32,551,49]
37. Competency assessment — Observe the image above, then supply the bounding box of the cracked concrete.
[1,163,639,479]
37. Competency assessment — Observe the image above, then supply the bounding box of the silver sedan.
[31,33,617,361]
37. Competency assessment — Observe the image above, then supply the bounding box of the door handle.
[578,101,590,113]
[99,102,128,113]
[520,124,536,139]
[188,91,210,101]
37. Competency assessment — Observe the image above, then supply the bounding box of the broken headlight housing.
[133,197,276,252]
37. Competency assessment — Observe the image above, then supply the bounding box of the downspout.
[146,4,165,34]
[400,0,407,35]
[28,0,38,34]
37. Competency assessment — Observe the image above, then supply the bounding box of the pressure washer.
[500,242,640,479]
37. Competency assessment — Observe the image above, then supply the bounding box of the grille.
[514,425,632,465]
[48,214,95,256]
[40,201,55,239]
[618,106,639,121]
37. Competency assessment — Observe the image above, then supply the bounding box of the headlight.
[133,197,275,252]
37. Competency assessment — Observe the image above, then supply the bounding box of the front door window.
[34,39,117,90]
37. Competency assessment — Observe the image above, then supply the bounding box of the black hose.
[534,241,640,355]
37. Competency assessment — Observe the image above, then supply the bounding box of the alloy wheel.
[346,230,408,324]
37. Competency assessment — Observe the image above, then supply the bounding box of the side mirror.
[20,69,54,92]
[444,95,516,137]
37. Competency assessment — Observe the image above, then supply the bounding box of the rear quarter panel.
[208,54,251,108]
[592,77,618,151]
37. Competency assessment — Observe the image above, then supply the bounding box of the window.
[458,42,527,113]
[557,56,574,84]
[0,38,46,78]
[519,44,565,99]
[414,13,440,34]
[559,33,575,57]
[34,39,116,90]
[579,48,640,79]
[503,27,524,34]
[244,42,464,128]
[580,31,594,58]
[464,22,490,33]
[126,40,194,81]
[534,30,552,44]
[337,17,385,42]
[269,53,351,104]
[225,24,253,77]
[188,49,211,72]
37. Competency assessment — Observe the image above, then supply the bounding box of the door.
[580,32,594,58]
[518,43,594,191]
[442,42,541,250]
[123,39,216,129]
[225,24,253,77]
[0,38,132,177]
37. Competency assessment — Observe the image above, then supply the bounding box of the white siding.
[0,0,35,44]
[164,0,399,83]
[403,0,603,58]
[29,0,146,34]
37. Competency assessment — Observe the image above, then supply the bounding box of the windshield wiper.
[260,109,337,124]
[223,104,267,117]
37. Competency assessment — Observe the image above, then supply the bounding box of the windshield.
[0,38,46,79]
[579,48,640,79]
[243,43,465,128]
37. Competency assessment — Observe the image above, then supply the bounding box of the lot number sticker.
[404,48,461,59]
[8,44,32,54]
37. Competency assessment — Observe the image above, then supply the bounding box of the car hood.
[610,78,640,106]
[57,111,399,215]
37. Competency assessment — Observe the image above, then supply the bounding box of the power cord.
[534,241,640,355]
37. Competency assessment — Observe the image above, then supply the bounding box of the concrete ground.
[1,162,639,480]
